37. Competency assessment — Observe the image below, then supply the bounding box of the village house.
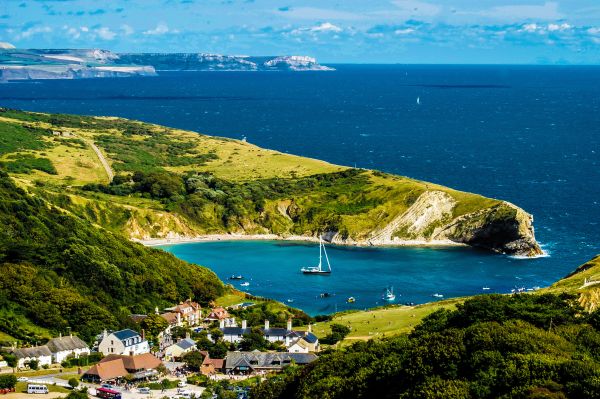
[224,351,317,375]
[12,346,53,369]
[199,350,225,375]
[220,319,319,353]
[164,337,196,361]
[46,334,91,363]
[98,329,150,356]
[205,306,230,322]
[9,334,91,369]
[83,353,162,382]
[164,299,202,326]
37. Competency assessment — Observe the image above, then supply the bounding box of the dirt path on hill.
[87,140,114,183]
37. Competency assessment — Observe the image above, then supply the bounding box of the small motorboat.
[347,297,356,303]
[432,293,444,298]
[229,275,243,280]
[482,287,491,291]
[240,282,250,287]
[286,299,294,303]
[319,293,331,298]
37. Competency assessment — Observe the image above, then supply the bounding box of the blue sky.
[1,0,600,63]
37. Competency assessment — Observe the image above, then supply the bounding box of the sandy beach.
[134,233,465,248]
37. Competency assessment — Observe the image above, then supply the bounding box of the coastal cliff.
[0,48,333,81]
[0,109,541,257]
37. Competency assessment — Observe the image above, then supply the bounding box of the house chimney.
[177,313,181,326]
[287,319,292,331]
[264,320,270,330]
[141,329,145,340]
[186,331,190,339]
[242,320,247,330]
[308,324,312,333]
[59,332,62,338]
[219,319,225,329]
[103,329,108,339]
[155,307,159,314]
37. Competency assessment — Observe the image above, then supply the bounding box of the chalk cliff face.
[321,191,542,257]
[0,49,333,81]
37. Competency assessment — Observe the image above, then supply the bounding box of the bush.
[68,378,79,389]
[0,375,17,389]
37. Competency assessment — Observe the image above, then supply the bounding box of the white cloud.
[291,22,343,35]
[547,23,571,32]
[588,27,600,35]
[95,27,116,40]
[394,28,415,35]
[121,24,134,36]
[144,23,171,35]
[522,23,539,32]
[18,26,52,39]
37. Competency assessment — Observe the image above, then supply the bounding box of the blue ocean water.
[2,65,599,315]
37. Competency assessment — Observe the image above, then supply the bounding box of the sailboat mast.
[323,239,332,272]
[318,236,322,269]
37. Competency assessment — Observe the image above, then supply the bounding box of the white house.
[164,338,196,361]
[98,329,150,356]
[46,335,90,363]
[13,346,53,369]
[220,320,319,352]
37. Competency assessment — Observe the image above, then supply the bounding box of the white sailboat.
[416,96,421,105]
[382,286,396,302]
[301,236,332,275]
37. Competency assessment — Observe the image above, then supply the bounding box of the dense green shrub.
[252,294,600,399]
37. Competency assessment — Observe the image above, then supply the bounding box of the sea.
[2,65,599,315]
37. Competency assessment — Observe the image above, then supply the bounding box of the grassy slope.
[542,255,600,311]
[0,109,502,243]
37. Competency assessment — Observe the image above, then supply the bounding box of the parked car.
[177,381,187,388]
[138,388,151,395]
[17,377,28,382]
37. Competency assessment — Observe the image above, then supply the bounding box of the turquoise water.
[160,240,551,316]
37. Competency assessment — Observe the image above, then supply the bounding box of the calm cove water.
[2,65,599,315]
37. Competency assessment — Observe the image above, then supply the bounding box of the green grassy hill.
[0,170,223,344]
[0,108,541,256]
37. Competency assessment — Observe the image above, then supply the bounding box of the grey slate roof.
[221,327,250,336]
[176,338,196,350]
[263,328,288,337]
[303,332,318,344]
[14,346,52,359]
[225,351,317,370]
[47,336,89,352]
[113,329,141,341]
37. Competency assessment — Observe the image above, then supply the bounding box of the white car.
[177,381,187,388]
[17,377,28,382]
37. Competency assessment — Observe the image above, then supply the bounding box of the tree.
[240,327,269,351]
[68,378,79,389]
[182,351,205,372]
[171,326,188,340]
[26,359,39,370]
[156,363,168,376]
[0,374,17,389]
[141,313,169,343]
[321,324,351,345]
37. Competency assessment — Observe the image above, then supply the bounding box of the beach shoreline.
[134,234,466,248]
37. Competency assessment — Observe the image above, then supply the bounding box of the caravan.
[27,384,49,394]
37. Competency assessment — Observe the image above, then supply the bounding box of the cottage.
[224,351,317,375]
[46,335,90,363]
[83,353,162,382]
[164,300,201,326]
[199,351,224,375]
[205,306,230,321]
[13,346,52,369]
[164,338,196,361]
[98,329,150,356]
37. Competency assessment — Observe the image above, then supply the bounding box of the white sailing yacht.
[301,236,332,275]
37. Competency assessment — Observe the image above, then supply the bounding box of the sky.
[1,0,600,64]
